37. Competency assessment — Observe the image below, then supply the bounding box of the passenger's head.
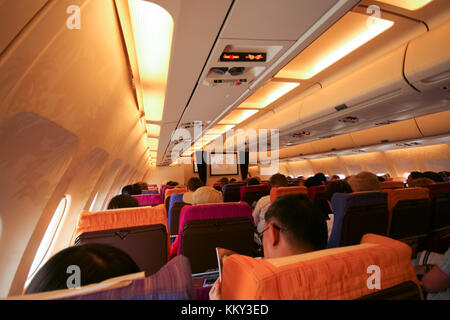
[314,173,327,184]
[130,183,142,195]
[422,171,444,183]
[407,171,423,184]
[304,176,322,188]
[107,194,139,209]
[322,180,353,201]
[331,175,341,181]
[121,185,133,195]
[247,177,260,186]
[347,172,380,192]
[262,194,327,259]
[218,177,229,186]
[192,186,223,205]
[269,173,289,188]
[25,243,140,294]
[166,181,179,187]
[136,181,148,191]
[408,177,435,188]
[186,177,203,192]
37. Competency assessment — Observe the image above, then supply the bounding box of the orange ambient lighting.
[238,81,300,109]
[128,0,173,122]
[376,0,433,11]
[218,109,259,125]
[276,12,394,79]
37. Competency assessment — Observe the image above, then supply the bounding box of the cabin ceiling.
[156,0,450,166]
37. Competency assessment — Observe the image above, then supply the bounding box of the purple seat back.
[142,190,159,195]
[328,191,389,248]
[222,183,245,202]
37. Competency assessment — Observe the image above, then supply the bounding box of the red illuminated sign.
[220,52,266,62]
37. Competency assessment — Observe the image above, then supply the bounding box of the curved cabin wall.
[0,0,150,297]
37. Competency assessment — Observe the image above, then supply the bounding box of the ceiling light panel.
[275,12,394,80]
[128,0,174,122]
[218,109,259,125]
[238,81,300,109]
[376,0,433,11]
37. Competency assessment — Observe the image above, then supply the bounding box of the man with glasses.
[210,194,328,299]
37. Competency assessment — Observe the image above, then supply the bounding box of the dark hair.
[377,176,386,182]
[121,185,133,195]
[269,173,289,188]
[218,177,229,185]
[166,181,179,187]
[247,177,260,186]
[265,194,328,251]
[322,180,353,200]
[422,171,444,183]
[314,173,327,183]
[107,194,139,209]
[229,178,237,183]
[25,243,140,294]
[304,176,322,188]
[187,177,203,192]
[409,171,423,180]
[122,184,142,195]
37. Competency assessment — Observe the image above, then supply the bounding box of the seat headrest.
[15,256,193,300]
[270,186,308,203]
[221,234,419,300]
[380,181,405,189]
[75,205,168,240]
[132,194,163,206]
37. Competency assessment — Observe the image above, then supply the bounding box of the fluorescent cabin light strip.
[238,81,300,109]
[276,12,394,80]
[128,0,173,122]
[376,0,433,11]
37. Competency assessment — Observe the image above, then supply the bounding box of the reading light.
[206,125,236,136]
[218,109,259,125]
[128,0,174,122]
[376,0,433,11]
[275,12,394,79]
[238,81,300,109]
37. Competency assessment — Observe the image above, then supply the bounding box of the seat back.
[270,186,308,203]
[17,256,194,300]
[165,188,187,203]
[357,281,422,300]
[222,183,245,202]
[307,185,326,200]
[426,182,450,230]
[181,217,255,273]
[240,184,270,206]
[328,191,389,248]
[386,188,431,239]
[161,185,174,202]
[170,202,189,235]
[76,224,167,276]
[168,193,185,215]
[380,181,405,189]
[221,234,421,300]
[132,194,163,207]
[142,190,159,195]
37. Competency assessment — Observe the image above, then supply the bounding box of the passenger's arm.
[421,265,450,293]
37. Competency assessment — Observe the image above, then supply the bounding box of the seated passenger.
[421,248,450,300]
[166,181,179,187]
[246,177,260,186]
[408,177,435,188]
[252,173,288,233]
[210,194,327,299]
[25,243,140,294]
[407,171,424,186]
[182,177,204,204]
[422,171,445,183]
[347,171,380,192]
[331,175,341,181]
[191,186,223,205]
[313,180,353,239]
[122,184,142,195]
[107,194,139,209]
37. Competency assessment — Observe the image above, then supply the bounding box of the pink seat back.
[177,202,254,255]
[307,185,326,200]
[133,194,163,206]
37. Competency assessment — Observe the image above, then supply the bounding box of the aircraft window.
[25,195,72,287]
[89,192,99,212]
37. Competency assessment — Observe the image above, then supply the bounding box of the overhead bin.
[414,109,450,137]
[279,142,316,160]
[404,20,450,94]
[350,119,423,147]
[309,133,357,154]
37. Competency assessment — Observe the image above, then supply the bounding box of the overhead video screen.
[210,152,239,176]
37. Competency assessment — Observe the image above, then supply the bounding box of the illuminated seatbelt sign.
[220,52,266,62]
